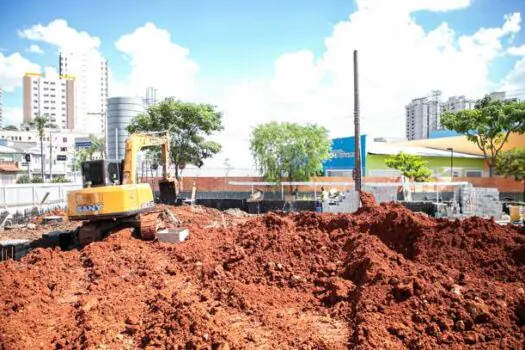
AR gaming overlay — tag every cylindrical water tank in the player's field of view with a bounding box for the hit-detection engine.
[107,97,145,160]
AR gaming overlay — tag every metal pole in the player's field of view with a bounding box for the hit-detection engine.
[353,50,362,192]
[49,132,53,182]
[115,128,118,160]
[447,147,454,179]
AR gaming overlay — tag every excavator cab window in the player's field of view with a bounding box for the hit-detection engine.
[81,161,105,187]
[80,160,123,188]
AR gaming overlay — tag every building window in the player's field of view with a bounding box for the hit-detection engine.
[466,170,482,178]
[62,137,67,142]
[60,147,67,152]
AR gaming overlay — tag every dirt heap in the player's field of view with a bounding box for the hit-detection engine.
[0,200,524,349]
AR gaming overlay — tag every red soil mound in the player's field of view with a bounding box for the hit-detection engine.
[0,202,524,349]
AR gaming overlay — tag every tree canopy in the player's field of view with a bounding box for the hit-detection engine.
[127,98,223,177]
[250,122,331,185]
[495,147,525,200]
[87,135,106,160]
[385,152,432,182]
[441,96,525,177]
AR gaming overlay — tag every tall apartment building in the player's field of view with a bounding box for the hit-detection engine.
[406,92,479,141]
[405,96,441,141]
[59,51,108,136]
[22,72,75,129]
[441,96,475,114]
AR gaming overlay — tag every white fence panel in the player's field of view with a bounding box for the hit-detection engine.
[0,183,82,207]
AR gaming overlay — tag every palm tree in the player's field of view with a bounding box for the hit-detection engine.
[87,135,106,160]
[30,114,57,180]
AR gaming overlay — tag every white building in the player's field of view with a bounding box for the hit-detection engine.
[405,97,437,141]
[406,92,476,141]
[22,72,75,129]
[0,129,93,179]
[441,96,475,114]
[59,51,108,136]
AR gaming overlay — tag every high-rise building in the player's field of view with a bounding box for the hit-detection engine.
[0,87,3,127]
[22,72,75,129]
[406,92,478,141]
[441,96,475,114]
[59,52,108,135]
[405,95,443,141]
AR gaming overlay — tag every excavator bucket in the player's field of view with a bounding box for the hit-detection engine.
[158,179,178,205]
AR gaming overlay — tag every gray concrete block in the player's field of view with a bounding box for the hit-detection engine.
[157,228,189,243]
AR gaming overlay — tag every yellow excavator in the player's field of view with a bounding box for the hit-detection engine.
[67,131,179,246]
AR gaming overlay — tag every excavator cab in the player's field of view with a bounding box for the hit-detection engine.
[81,160,124,188]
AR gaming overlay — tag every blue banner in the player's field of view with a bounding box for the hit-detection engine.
[323,135,367,175]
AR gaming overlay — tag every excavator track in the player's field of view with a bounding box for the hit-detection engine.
[139,211,162,240]
[77,222,105,246]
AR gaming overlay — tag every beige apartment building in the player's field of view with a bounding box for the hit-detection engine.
[23,72,75,129]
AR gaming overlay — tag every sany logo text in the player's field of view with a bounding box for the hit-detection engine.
[77,204,103,213]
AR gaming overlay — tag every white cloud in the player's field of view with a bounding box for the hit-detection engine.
[208,3,523,168]
[500,58,525,91]
[111,22,199,99]
[26,44,43,54]
[0,52,40,92]
[18,19,100,53]
[508,44,525,56]
[2,107,23,127]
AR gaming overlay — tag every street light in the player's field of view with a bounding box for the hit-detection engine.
[446,147,454,179]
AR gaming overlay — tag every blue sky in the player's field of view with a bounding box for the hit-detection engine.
[0,0,524,167]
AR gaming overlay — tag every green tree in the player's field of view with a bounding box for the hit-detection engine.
[72,149,89,172]
[127,98,223,178]
[441,96,525,177]
[385,152,432,182]
[87,135,106,160]
[495,148,525,201]
[51,176,70,183]
[30,114,57,180]
[250,122,331,186]
[3,125,18,131]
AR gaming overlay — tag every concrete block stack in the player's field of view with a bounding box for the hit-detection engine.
[322,190,360,213]
[363,185,398,204]
[460,186,503,220]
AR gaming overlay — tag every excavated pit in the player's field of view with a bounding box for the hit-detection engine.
[0,195,524,349]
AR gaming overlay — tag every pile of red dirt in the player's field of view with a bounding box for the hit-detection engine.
[0,200,524,349]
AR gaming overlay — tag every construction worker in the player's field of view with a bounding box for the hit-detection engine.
[320,186,329,201]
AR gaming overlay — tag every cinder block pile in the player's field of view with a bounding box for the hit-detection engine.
[322,190,360,213]
[363,185,398,204]
[460,186,502,220]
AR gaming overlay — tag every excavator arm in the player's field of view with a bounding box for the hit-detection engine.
[122,131,172,184]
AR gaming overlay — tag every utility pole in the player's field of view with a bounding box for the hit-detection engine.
[353,50,362,192]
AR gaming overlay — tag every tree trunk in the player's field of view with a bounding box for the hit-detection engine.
[488,160,495,178]
[40,136,44,180]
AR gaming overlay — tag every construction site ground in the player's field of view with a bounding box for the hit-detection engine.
[0,196,524,349]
